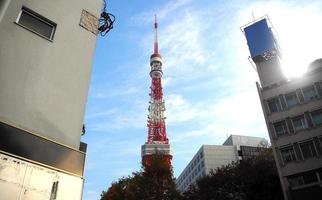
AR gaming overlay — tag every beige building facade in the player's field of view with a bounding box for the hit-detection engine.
[0,0,101,199]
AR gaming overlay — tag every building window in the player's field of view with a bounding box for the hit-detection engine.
[267,98,280,113]
[302,85,318,102]
[285,92,299,108]
[292,115,307,132]
[16,7,56,40]
[280,146,296,163]
[288,171,318,188]
[201,160,205,168]
[300,141,317,159]
[273,121,288,136]
[50,181,59,200]
[311,109,322,126]
[318,169,322,181]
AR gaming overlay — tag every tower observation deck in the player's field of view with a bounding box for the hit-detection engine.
[141,15,172,167]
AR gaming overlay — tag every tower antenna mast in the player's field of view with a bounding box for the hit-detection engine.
[141,15,172,167]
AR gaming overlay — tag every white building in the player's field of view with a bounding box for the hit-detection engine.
[243,17,322,200]
[0,0,101,199]
[176,135,267,192]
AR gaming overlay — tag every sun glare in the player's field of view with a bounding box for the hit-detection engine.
[248,2,322,78]
[275,10,322,78]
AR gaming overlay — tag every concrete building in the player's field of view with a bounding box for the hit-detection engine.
[243,17,322,200]
[0,0,101,199]
[176,135,268,192]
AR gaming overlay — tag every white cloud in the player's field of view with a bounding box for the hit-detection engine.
[165,94,201,124]
[168,89,268,144]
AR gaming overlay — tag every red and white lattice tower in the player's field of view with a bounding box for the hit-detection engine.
[141,15,172,167]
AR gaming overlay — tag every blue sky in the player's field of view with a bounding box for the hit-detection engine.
[82,0,322,199]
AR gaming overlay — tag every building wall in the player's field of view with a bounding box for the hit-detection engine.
[0,0,101,149]
[258,66,322,199]
[257,66,322,200]
[176,136,268,192]
[255,57,285,88]
[176,146,207,192]
[0,1,101,199]
[203,145,238,173]
[0,153,84,200]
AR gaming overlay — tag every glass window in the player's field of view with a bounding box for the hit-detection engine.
[302,86,317,101]
[268,98,280,113]
[17,7,56,40]
[288,176,304,187]
[280,146,296,163]
[274,121,288,136]
[288,171,318,187]
[311,110,322,126]
[300,141,317,159]
[318,169,322,181]
[303,172,318,184]
[285,92,298,108]
[292,115,307,132]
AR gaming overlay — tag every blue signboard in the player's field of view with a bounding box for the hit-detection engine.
[244,19,277,58]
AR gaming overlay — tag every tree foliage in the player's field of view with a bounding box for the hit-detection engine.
[100,148,283,200]
[100,153,182,200]
[183,148,283,200]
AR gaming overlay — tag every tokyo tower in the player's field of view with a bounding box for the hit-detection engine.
[141,15,172,167]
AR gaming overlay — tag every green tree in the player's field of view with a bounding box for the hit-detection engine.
[100,153,182,200]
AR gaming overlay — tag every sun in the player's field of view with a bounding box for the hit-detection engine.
[273,10,322,78]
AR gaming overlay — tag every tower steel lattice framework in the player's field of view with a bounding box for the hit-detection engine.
[141,15,172,167]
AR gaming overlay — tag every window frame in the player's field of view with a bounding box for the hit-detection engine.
[311,109,322,126]
[288,171,319,189]
[302,85,318,102]
[273,120,288,137]
[299,140,317,160]
[267,97,281,113]
[285,92,299,108]
[280,145,297,164]
[15,6,56,41]
[291,115,307,132]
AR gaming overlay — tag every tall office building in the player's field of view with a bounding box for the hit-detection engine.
[0,0,101,199]
[243,17,322,200]
[176,135,268,192]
